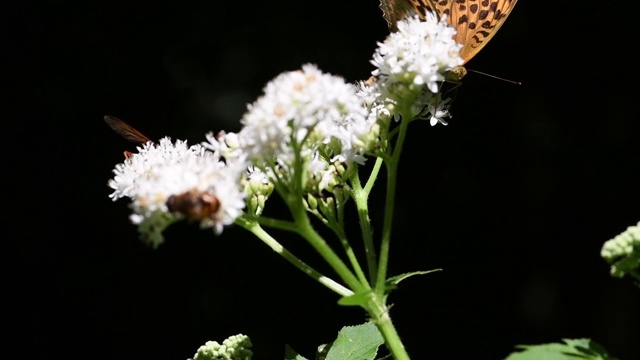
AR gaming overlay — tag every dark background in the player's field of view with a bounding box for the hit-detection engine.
[13,0,639,359]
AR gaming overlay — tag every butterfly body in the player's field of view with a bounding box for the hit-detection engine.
[380,0,518,82]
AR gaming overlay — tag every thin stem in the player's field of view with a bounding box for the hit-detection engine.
[254,216,299,233]
[279,128,366,293]
[335,228,370,287]
[292,208,365,293]
[351,163,380,285]
[236,217,354,297]
[308,209,369,287]
[375,114,411,295]
[364,157,384,196]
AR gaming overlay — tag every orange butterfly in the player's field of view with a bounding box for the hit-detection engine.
[379,0,518,81]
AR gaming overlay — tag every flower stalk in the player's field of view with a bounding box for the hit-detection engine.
[106,10,464,359]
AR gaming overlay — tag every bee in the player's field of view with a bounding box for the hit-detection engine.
[166,190,221,221]
[103,115,152,158]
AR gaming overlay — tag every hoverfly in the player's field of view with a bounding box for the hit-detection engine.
[104,115,221,221]
[103,115,152,158]
[166,190,221,221]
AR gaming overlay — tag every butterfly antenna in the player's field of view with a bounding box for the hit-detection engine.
[467,69,522,85]
[443,81,462,98]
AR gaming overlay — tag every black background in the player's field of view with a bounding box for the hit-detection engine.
[13,1,640,359]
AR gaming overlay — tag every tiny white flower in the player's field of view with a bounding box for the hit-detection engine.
[203,130,246,163]
[428,97,452,126]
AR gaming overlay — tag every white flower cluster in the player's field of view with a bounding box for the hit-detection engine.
[238,64,374,167]
[108,137,246,246]
[369,11,462,126]
[202,65,380,198]
[372,11,463,94]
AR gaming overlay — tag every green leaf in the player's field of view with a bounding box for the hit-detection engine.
[383,269,442,302]
[504,338,619,360]
[385,269,443,290]
[324,322,384,360]
[338,289,374,307]
[284,344,308,360]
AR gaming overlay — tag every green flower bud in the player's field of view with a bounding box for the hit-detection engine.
[306,193,319,211]
[190,334,253,360]
[601,221,640,279]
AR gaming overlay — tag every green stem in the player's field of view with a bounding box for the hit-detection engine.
[309,208,369,287]
[364,157,384,196]
[367,297,410,360]
[351,158,384,285]
[279,132,366,293]
[292,209,365,293]
[236,217,354,297]
[334,229,370,287]
[254,216,299,233]
[375,114,411,295]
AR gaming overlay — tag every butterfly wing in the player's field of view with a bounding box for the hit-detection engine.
[379,0,518,64]
[438,0,519,64]
[380,0,439,31]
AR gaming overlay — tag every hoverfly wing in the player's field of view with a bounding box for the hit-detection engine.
[104,115,152,144]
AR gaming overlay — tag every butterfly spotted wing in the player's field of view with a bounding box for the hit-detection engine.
[379,0,518,80]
